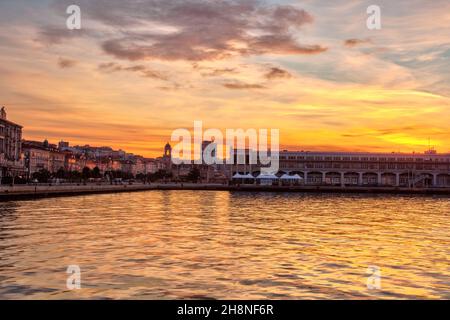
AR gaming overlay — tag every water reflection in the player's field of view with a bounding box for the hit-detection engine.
[0,191,449,299]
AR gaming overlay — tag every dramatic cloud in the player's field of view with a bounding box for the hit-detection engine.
[201,68,238,77]
[53,0,326,61]
[97,62,168,80]
[58,57,78,69]
[36,26,86,45]
[264,67,292,80]
[344,38,372,48]
[248,35,327,55]
[223,81,265,90]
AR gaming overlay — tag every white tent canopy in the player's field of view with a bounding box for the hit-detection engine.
[256,173,279,180]
[233,173,255,179]
[280,174,303,180]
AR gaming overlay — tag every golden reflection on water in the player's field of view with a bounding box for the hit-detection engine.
[0,191,449,299]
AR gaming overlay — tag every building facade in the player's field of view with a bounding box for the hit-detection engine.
[0,107,24,180]
[232,150,450,188]
[22,140,65,177]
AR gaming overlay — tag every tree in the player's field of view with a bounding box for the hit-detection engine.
[147,170,169,182]
[1,176,13,185]
[56,167,65,179]
[70,170,81,182]
[92,166,101,179]
[187,167,201,183]
[32,169,51,183]
[136,173,146,181]
[82,167,91,181]
[114,170,123,179]
[148,172,157,182]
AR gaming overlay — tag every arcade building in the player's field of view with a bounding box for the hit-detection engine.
[232,149,450,188]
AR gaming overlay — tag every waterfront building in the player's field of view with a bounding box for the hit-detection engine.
[85,159,99,170]
[144,159,159,174]
[64,152,85,172]
[22,140,65,176]
[58,140,70,150]
[280,150,450,187]
[133,156,147,176]
[94,157,113,174]
[232,149,450,188]
[0,107,25,180]
[59,144,127,160]
[120,160,135,176]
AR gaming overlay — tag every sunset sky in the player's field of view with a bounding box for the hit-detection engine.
[0,0,449,157]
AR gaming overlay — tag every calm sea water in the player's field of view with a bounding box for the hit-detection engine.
[0,191,449,299]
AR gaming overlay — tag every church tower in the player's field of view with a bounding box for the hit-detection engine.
[164,142,172,158]
[163,142,172,172]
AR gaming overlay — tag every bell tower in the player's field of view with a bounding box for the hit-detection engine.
[163,142,172,173]
[164,142,172,158]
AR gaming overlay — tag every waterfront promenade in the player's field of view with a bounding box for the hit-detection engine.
[1,183,450,201]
